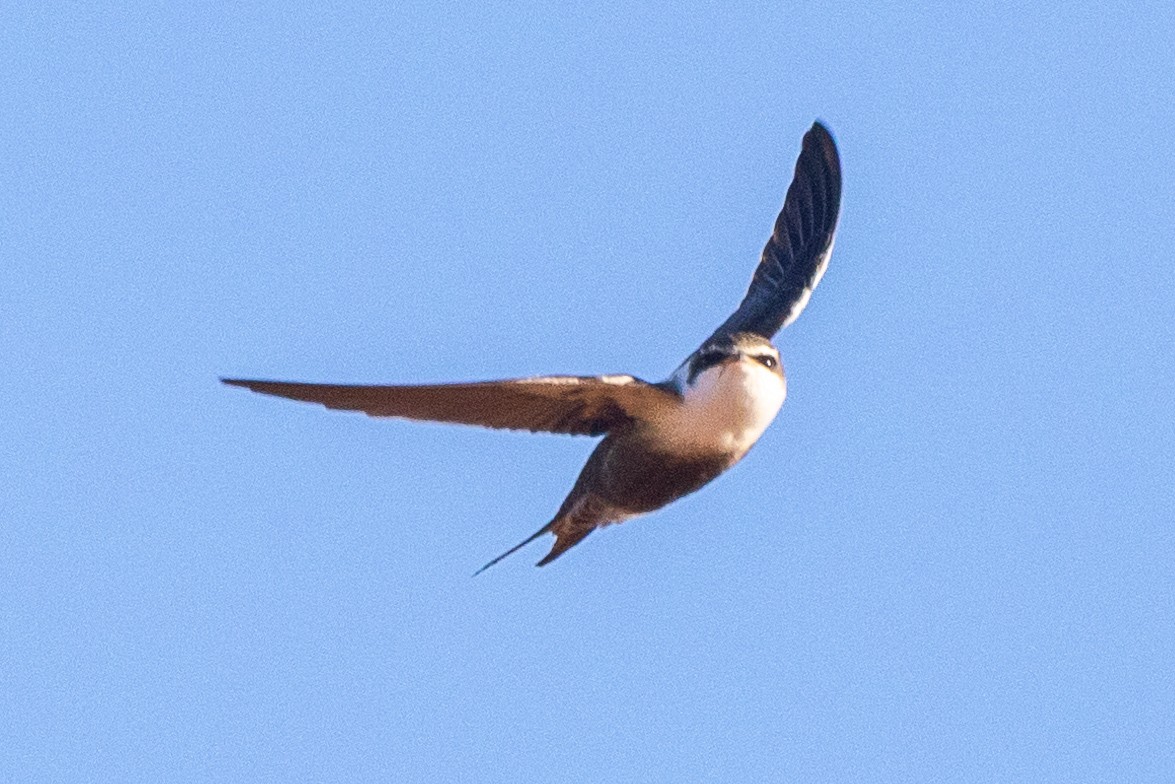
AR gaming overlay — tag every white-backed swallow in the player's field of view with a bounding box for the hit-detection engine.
[224,121,842,572]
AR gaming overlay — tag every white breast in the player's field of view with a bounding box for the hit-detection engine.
[650,359,786,456]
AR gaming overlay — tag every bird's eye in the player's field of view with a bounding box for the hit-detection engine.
[755,355,777,369]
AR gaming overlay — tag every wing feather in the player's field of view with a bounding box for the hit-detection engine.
[221,375,680,436]
[709,121,842,341]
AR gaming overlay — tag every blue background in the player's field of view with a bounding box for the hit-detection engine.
[4,2,1173,781]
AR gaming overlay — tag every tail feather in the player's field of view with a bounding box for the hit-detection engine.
[535,527,594,567]
[474,523,552,575]
[474,516,599,574]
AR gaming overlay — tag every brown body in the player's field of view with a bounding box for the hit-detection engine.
[537,432,739,565]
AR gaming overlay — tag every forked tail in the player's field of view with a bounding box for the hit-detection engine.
[474,523,552,575]
[473,517,596,575]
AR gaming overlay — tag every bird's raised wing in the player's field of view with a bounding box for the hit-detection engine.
[708,121,842,342]
[221,375,680,436]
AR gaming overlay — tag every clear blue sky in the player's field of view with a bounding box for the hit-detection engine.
[3,2,1173,781]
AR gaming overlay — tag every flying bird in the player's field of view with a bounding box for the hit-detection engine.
[224,121,842,572]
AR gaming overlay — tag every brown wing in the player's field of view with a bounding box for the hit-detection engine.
[221,374,680,436]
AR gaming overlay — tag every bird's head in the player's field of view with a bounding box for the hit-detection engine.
[671,332,784,394]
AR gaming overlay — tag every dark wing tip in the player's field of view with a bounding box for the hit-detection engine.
[803,121,842,208]
[808,119,841,181]
[808,120,836,150]
[222,378,278,394]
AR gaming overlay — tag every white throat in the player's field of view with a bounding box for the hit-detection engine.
[653,358,786,456]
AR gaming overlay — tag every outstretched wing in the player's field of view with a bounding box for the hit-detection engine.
[222,375,680,436]
[708,121,842,342]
